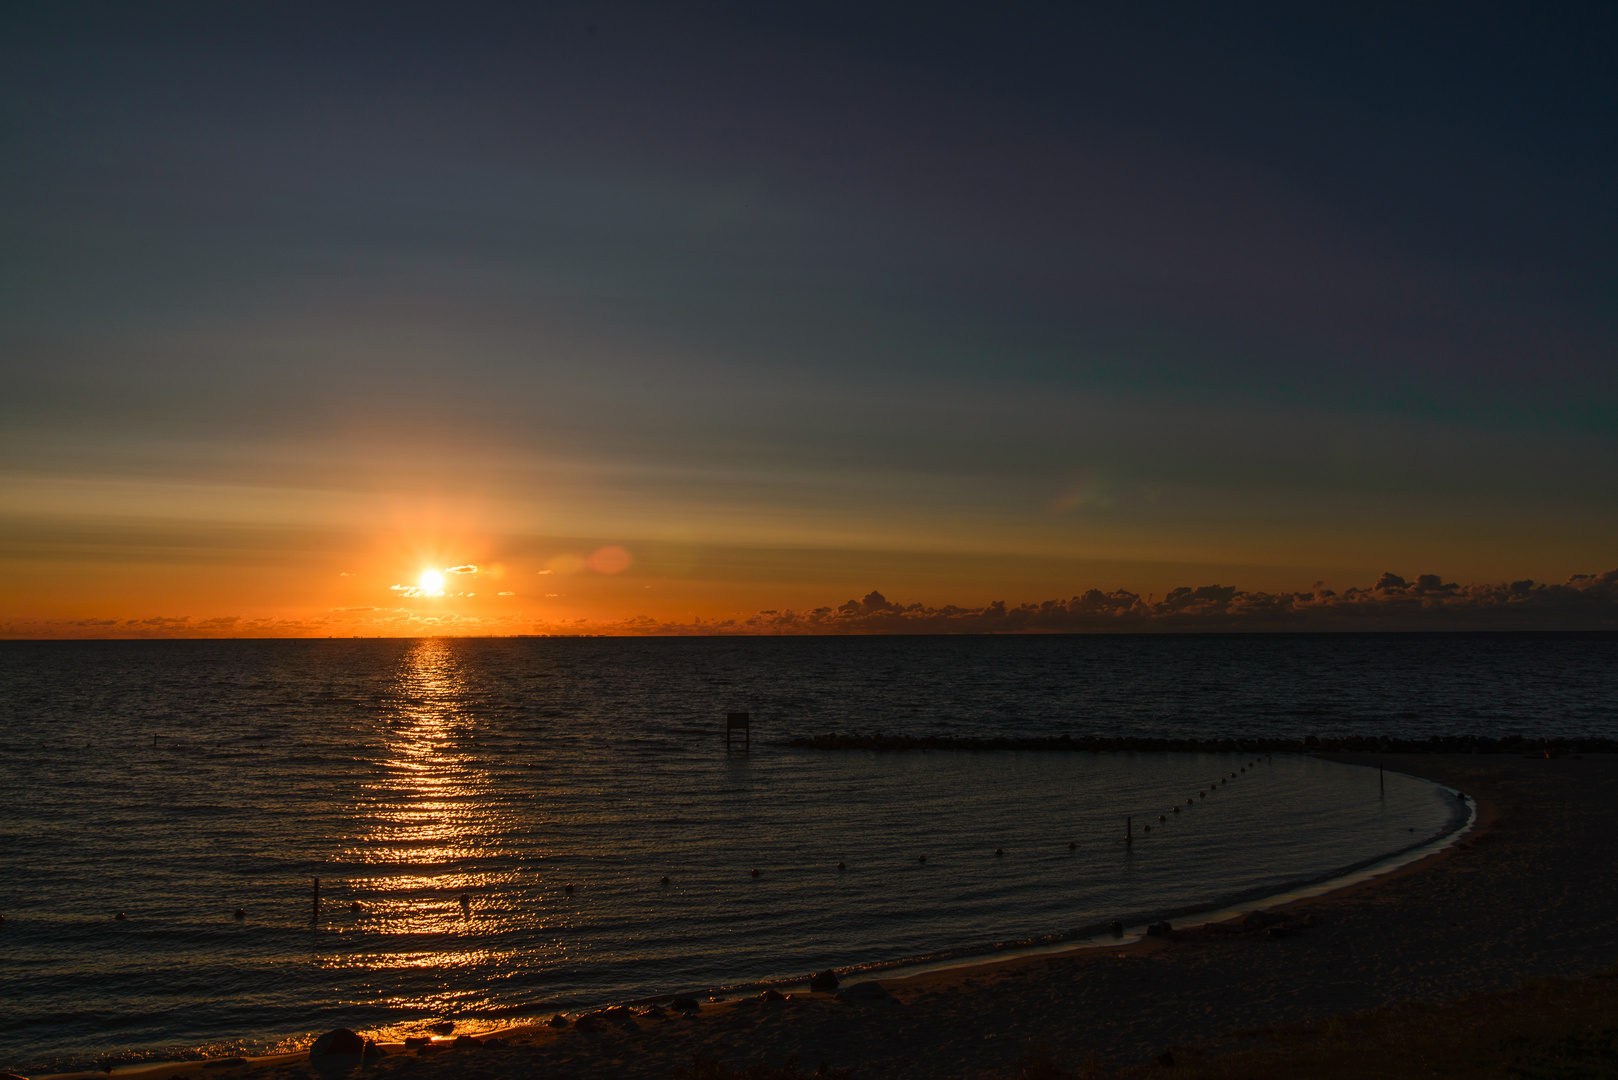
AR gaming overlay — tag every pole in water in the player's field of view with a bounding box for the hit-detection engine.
[1125,816,1133,845]
[1380,759,1385,795]
[312,877,320,922]
[152,734,157,749]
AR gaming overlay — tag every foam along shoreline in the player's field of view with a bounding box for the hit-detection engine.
[28,760,1472,1080]
[674,765,1474,998]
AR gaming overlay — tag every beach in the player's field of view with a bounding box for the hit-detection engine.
[28,751,1618,1079]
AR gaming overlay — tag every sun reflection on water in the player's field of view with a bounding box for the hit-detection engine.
[343,640,514,938]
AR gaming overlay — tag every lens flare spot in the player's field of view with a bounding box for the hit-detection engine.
[587,546,632,575]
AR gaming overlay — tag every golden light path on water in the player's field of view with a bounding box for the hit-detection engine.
[332,639,530,1030]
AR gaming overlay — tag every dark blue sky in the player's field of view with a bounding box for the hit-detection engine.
[2,2,1615,631]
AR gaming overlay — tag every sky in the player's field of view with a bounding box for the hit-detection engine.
[2,2,1616,636]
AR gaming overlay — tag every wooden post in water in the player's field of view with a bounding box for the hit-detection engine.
[1379,758,1385,795]
[312,877,320,923]
[1125,816,1133,845]
[727,713,750,751]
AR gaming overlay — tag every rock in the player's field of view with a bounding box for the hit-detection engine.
[573,1015,599,1032]
[809,969,839,992]
[835,980,889,1002]
[546,1014,569,1028]
[480,1038,507,1048]
[452,1035,481,1049]
[310,1029,365,1057]
[1156,1050,1175,1067]
[1267,926,1289,939]
[669,996,700,1011]
[404,1036,430,1047]
[636,1006,666,1017]
[602,1005,635,1019]
[363,1043,387,1059]
[1145,921,1173,937]
[758,989,785,1002]
[1108,920,1124,936]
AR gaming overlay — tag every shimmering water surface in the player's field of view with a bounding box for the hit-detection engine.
[4,633,1611,1073]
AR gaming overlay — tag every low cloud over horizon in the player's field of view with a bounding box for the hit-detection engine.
[7,568,1616,639]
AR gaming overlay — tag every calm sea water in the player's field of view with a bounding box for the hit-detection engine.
[3,633,1610,1074]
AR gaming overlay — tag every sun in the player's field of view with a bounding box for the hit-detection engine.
[419,569,445,593]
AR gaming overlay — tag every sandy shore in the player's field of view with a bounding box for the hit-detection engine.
[33,753,1618,1079]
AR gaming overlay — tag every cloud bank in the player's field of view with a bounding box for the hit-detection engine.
[579,568,1618,636]
[5,570,1615,639]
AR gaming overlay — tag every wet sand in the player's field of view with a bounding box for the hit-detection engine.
[36,753,1618,1079]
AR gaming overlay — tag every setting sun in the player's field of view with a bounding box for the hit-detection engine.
[419,570,445,593]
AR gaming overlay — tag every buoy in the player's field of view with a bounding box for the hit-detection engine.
[351,901,363,913]
[563,883,574,893]
[1157,815,1166,822]
[1186,798,1193,804]
[994,848,1003,856]
[750,868,761,877]
[234,907,246,919]
[918,855,927,864]
[836,862,846,870]
[1067,842,1076,850]
[115,912,127,921]
[1172,806,1180,814]
[660,876,670,884]
[1144,824,1151,832]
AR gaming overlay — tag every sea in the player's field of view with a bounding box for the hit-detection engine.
[3,632,1614,1074]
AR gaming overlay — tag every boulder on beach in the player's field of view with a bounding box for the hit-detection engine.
[809,969,839,992]
[573,1014,600,1032]
[452,1035,481,1048]
[758,988,785,1002]
[547,1014,569,1028]
[669,996,700,1011]
[835,980,890,1002]
[310,1028,365,1057]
